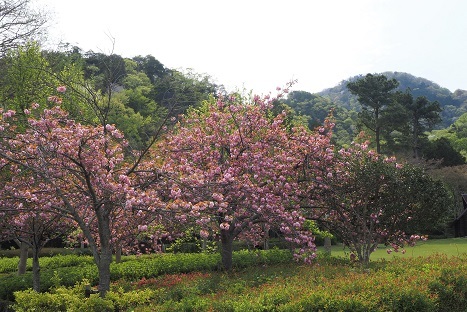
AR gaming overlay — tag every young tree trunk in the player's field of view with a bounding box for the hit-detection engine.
[375,126,381,154]
[75,208,113,298]
[354,245,367,267]
[220,228,234,271]
[201,237,206,251]
[324,236,331,256]
[32,245,41,292]
[263,224,270,250]
[97,245,112,297]
[115,244,122,264]
[412,123,420,159]
[96,209,113,298]
[362,251,370,267]
[360,243,373,268]
[16,240,29,275]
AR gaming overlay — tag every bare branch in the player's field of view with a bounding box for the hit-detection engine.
[0,0,49,55]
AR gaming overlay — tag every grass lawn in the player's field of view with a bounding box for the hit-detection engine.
[1,238,466,259]
[316,237,467,261]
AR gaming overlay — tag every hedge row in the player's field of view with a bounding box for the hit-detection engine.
[0,249,293,301]
[0,254,95,274]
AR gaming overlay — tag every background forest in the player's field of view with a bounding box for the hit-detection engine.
[2,42,467,217]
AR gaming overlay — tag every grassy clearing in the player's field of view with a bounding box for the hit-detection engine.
[316,237,467,260]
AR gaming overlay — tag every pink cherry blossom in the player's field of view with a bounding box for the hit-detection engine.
[152,90,335,269]
[0,104,167,295]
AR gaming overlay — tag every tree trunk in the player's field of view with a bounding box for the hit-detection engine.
[97,246,112,297]
[412,120,420,159]
[375,126,381,154]
[96,209,113,298]
[16,241,29,275]
[324,236,331,256]
[361,243,372,268]
[115,244,122,264]
[32,245,41,292]
[86,236,112,298]
[263,224,270,250]
[201,237,206,251]
[220,228,234,271]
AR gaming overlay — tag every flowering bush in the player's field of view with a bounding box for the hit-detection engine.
[315,141,452,265]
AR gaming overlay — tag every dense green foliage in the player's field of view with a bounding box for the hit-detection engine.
[0,44,220,151]
[431,112,467,160]
[427,165,467,217]
[280,90,357,146]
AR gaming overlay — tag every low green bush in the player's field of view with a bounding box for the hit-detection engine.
[41,254,94,269]
[0,257,21,274]
[0,299,14,312]
[0,274,32,301]
[430,267,467,311]
[157,296,211,312]
[280,293,372,312]
[232,249,293,268]
[13,280,163,312]
[0,264,98,301]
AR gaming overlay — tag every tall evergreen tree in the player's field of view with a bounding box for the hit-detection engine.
[347,74,399,153]
[394,91,442,159]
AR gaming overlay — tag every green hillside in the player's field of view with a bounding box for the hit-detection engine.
[317,71,467,128]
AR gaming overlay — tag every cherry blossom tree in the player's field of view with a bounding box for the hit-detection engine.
[0,142,71,287]
[315,140,438,266]
[154,89,335,270]
[0,201,70,291]
[0,94,164,296]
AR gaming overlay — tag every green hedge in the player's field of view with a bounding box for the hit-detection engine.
[0,249,293,301]
[0,254,94,274]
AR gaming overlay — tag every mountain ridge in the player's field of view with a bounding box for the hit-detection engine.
[315,71,467,128]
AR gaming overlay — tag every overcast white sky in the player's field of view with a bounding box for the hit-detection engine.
[36,0,467,94]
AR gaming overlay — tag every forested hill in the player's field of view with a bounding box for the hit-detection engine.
[316,71,467,128]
